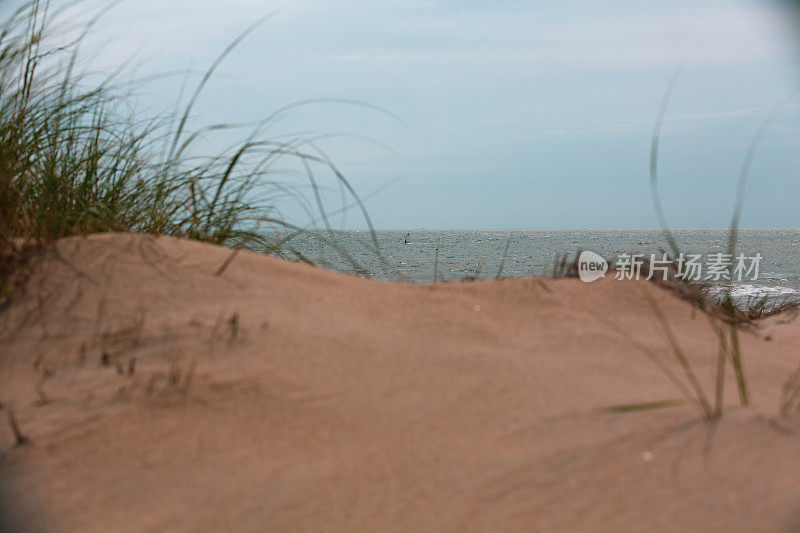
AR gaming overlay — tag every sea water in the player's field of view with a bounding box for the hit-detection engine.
[272,228,800,303]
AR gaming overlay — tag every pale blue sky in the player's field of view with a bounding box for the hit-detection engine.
[75,0,800,228]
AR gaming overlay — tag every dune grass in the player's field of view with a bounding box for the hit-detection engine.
[636,65,800,420]
[550,67,798,422]
[0,0,388,303]
[587,64,754,421]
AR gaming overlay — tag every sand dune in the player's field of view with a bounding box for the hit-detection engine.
[2,233,800,531]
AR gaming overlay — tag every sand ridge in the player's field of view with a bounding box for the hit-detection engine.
[1,233,800,531]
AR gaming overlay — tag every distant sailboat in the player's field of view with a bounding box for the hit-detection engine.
[404,232,411,244]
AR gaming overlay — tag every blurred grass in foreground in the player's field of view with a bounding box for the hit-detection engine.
[0,0,387,301]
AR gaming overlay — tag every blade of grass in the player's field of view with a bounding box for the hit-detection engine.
[433,235,441,283]
[496,234,512,280]
[598,398,689,414]
[643,287,713,420]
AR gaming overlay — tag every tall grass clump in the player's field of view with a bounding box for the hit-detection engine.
[644,62,798,420]
[0,1,388,302]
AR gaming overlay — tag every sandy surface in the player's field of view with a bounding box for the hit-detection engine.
[1,233,800,531]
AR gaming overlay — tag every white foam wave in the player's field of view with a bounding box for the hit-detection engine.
[704,284,799,301]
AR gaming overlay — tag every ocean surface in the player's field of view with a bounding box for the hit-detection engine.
[272,228,800,304]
